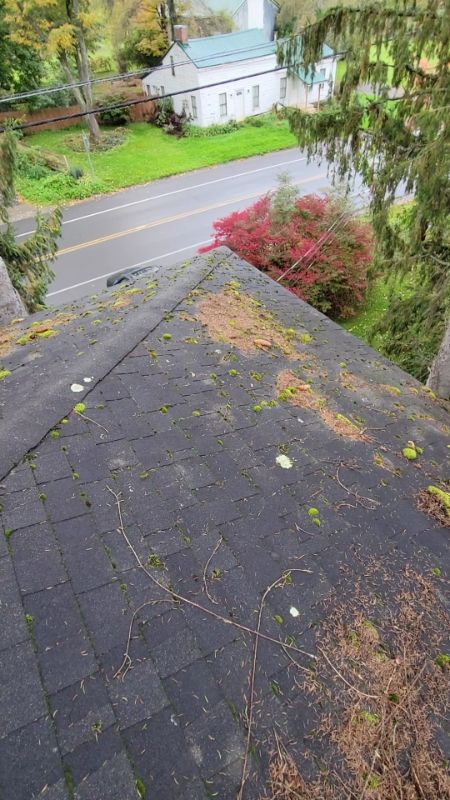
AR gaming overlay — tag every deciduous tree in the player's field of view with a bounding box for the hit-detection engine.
[0,0,43,100]
[5,0,102,141]
[201,183,372,319]
[281,0,450,394]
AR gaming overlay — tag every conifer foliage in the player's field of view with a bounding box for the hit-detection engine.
[0,132,61,314]
[280,0,450,391]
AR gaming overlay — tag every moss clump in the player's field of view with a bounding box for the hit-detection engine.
[253,404,262,413]
[366,774,380,790]
[402,447,417,460]
[335,413,359,430]
[362,620,379,640]
[427,486,450,513]
[402,440,423,460]
[358,711,380,726]
[278,386,297,402]
[298,332,313,344]
[162,333,172,341]
[74,402,86,413]
[147,553,164,569]
[36,329,56,339]
[0,369,11,380]
[434,653,450,669]
[308,507,319,517]
[228,369,238,377]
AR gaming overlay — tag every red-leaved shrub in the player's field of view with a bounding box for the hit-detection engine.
[200,191,373,318]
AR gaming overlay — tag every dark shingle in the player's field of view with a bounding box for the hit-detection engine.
[0,248,449,799]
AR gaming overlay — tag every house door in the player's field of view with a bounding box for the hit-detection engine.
[235,90,245,121]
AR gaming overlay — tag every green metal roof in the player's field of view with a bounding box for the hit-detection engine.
[178,29,276,68]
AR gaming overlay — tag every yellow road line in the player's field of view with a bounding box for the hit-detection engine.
[56,174,327,257]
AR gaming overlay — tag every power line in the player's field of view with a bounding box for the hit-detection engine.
[276,189,410,283]
[276,198,364,283]
[0,30,340,105]
[0,69,149,105]
[0,40,295,105]
[0,65,292,133]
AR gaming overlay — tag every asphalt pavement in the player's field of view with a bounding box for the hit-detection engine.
[15,148,356,304]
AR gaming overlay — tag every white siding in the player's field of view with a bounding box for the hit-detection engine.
[142,46,337,126]
[142,43,200,118]
[233,0,277,39]
[195,54,280,125]
[285,57,337,108]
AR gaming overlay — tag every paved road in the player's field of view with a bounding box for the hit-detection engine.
[15,148,358,304]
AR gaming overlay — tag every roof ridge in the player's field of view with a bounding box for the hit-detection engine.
[0,254,216,481]
[182,27,270,45]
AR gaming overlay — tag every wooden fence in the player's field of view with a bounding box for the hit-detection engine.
[0,95,155,133]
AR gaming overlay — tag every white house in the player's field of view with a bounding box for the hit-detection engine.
[191,0,279,40]
[142,26,337,127]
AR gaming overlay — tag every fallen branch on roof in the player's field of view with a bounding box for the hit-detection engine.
[107,486,318,682]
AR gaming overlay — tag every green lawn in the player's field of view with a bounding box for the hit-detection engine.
[17,116,298,205]
[340,279,390,340]
[336,44,395,87]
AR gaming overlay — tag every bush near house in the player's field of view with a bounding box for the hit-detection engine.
[201,188,373,319]
[96,95,131,126]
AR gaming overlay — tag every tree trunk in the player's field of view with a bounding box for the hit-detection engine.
[72,0,101,143]
[59,50,101,144]
[166,0,176,40]
[76,37,101,142]
[427,318,450,399]
[0,256,27,326]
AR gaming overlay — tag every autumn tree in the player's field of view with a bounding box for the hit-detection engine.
[5,0,102,141]
[0,0,43,100]
[281,0,450,396]
[112,0,181,69]
[0,132,61,319]
[202,182,372,319]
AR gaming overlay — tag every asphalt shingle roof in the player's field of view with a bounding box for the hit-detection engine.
[0,248,449,800]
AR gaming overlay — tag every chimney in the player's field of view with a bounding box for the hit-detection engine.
[174,25,188,44]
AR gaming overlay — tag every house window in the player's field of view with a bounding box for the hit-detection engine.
[160,86,165,96]
[182,98,189,115]
[319,67,326,79]
[219,92,227,117]
[280,76,287,100]
[191,95,198,119]
[170,56,175,76]
[252,85,260,109]
[152,85,159,96]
